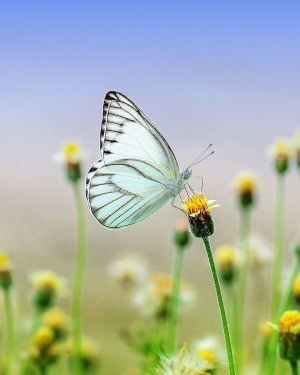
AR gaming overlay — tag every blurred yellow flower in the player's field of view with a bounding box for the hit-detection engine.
[215,245,237,268]
[194,337,225,370]
[293,274,300,303]
[54,141,85,182]
[65,336,100,370]
[31,270,63,293]
[33,326,54,351]
[294,130,300,168]
[269,137,292,174]
[278,310,300,362]
[233,171,257,208]
[0,252,12,289]
[43,308,68,339]
[0,252,10,272]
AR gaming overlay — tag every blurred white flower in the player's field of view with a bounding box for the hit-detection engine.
[133,273,196,318]
[156,345,207,375]
[194,336,225,370]
[108,256,148,288]
[246,235,272,268]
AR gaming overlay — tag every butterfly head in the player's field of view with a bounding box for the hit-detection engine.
[181,169,192,181]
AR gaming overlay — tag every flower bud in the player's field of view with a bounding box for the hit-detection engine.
[173,220,191,249]
[294,130,300,169]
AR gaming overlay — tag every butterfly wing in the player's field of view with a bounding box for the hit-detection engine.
[86,158,171,229]
[100,91,179,177]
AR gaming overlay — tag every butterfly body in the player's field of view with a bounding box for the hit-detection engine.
[86,91,190,230]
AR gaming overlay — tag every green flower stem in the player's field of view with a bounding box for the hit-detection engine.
[202,237,236,375]
[271,174,285,320]
[290,361,299,375]
[166,245,185,353]
[4,288,15,375]
[236,207,251,370]
[230,284,240,359]
[71,181,87,375]
[264,256,300,374]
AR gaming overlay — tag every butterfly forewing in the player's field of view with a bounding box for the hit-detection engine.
[101,92,179,175]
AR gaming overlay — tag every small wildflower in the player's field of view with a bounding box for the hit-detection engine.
[173,220,191,249]
[55,141,84,182]
[0,252,12,289]
[294,130,300,168]
[133,273,196,319]
[248,235,272,268]
[108,257,147,288]
[194,337,225,371]
[278,310,300,362]
[43,307,68,340]
[268,137,292,174]
[233,171,257,209]
[215,245,238,284]
[65,336,100,371]
[156,344,207,375]
[28,326,59,369]
[182,192,219,238]
[30,271,65,311]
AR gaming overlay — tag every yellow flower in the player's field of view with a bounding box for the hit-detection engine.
[279,311,300,334]
[215,245,238,284]
[43,308,68,339]
[233,171,257,208]
[29,326,59,367]
[269,137,292,174]
[33,326,54,351]
[293,274,300,303]
[278,310,300,361]
[182,192,219,238]
[65,336,100,370]
[294,130,300,168]
[259,321,273,339]
[0,252,12,289]
[30,271,65,311]
[194,337,224,370]
[54,141,84,182]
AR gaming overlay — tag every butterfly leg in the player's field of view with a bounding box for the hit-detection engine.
[171,197,187,215]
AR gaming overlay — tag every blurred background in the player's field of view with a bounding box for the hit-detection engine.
[1,1,300,373]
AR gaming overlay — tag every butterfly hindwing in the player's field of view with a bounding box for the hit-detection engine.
[87,158,171,229]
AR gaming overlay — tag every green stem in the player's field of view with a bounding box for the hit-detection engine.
[290,361,299,375]
[202,237,236,375]
[231,284,240,359]
[264,257,300,374]
[271,174,285,320]
[166,245,185,353]
[236,207,251,370]
[71,182,87,375]
[4,288,15,375]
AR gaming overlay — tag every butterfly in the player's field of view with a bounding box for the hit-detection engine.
[86,91,194,230]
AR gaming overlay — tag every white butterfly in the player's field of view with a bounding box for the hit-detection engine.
[86,91,193,230]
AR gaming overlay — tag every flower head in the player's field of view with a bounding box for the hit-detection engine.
[0,252,12,289]
[65,336,100,371]
[173,220,191,249]
[182,192,219,238]
[30,271,65,311]
[108,256,148,288]
[268,137,292,174]
[259,321,274,340]
[233,171,257,209]
[278,310,300,362]
[156,345,207,375]
[28,326,59,369]
[43,308,68,340]
[194,336,225,371]
[133,273,196,319]
[55,141,84,182]
[215,245,238,284]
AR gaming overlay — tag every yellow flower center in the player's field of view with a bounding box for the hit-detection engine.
[293,275,300,297]
[34,327,54,349]
[182,193,218,218]
[43,308,67,330]
[33,271,60,292]
[272,139,292,159]
[279,310,300,333]
[150,274,173,297]
[197,348,216,363]
[63,141,82,165]
[259,321,273,338]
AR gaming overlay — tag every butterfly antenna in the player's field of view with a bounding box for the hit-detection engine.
[187,143,213,169]
[189,150,215,168]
